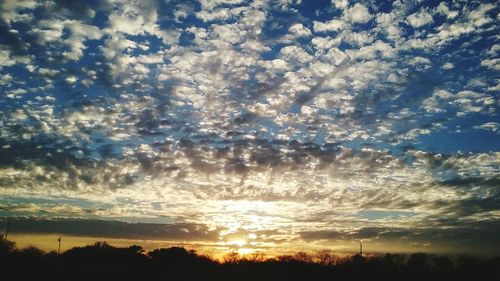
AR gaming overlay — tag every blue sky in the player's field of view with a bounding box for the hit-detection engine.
[0,0,499,255]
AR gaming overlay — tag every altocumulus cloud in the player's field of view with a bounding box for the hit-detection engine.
[0,0,499,254]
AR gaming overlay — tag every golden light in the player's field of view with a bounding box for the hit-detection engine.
[230,239,247,247]
[237,248,254,255]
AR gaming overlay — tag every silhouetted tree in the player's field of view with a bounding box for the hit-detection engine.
[0,239,499,281]
[382,253,405,268]
[431,255,454,271]
[18,246,45,257]
[126,244,144,255]
[247,252,265,262]
[294,251,313,263]
[276,254,295,263]
[0,234,16,254]
[315,249,339,265]
[407,253,429,271]
[148,246,199,265]
[223,251,240,264]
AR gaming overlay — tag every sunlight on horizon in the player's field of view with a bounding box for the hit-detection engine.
[7,232,470,259]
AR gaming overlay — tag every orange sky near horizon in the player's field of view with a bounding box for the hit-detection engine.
[8,233,468,260]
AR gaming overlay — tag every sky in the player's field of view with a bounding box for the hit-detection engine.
[0,0,499,256]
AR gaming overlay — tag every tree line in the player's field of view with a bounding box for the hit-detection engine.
[1,235,499,281]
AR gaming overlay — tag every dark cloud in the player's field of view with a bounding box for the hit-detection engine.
[0,218,222,241]
[299,230,345,241]
[300,222,500,254]
[438,177,500,188]
[438,195,500,217]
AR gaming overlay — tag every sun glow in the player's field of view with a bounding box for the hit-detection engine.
[237,248,254,255]
[231,240,247,247]
[212,200,283,237]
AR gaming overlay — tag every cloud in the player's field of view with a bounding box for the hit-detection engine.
[299,222,500,255]
[279,45,313,64]
[65,76,77,84]
[313,19,345,32]
[196,6,248,22]
[474,122,499,133]
[345,3,372,24]
[435,2,458,20]
[287,23,312,38]
[420,89,495,116]
[407,9,433,28]
[1,218,222,241]
[481,58,500,70]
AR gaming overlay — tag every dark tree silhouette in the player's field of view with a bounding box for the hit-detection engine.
[223,251,240,264]
[315,249,339,265]
[0,238,499,281]
[0,234,16,254]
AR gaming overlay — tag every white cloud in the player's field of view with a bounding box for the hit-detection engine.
[421,89,452,113]
[422,89,495,116]
[312,36,341,50]
[38,68,59,77]
[375,10,404,42]
[65,76,78,84]
[288,23,312,37]
[66,20,103,39]
[442,62,454,70]
[435,2,458,20]
[10,109,28,120]
[467,3,496,27]
[0,73,13,85]
[474,122,499,133]
[212,23,247,44]
[342,31,373,46]
[134,63,150,75]
[402,128,431,140]
[279,45,313,64]
[345,3,372,24]
[313,19,345,32]
[344,40,395,60]
[196,7,246,22]
[199,0,246,11]
[408,56,432,71]
[241,39,271,53]
[0,48,16,66]
[28,19,104,61]
[413,3,496,49]
[481,58,500,70]
[108,10,151,36]
[407,10,433,28]
[0,0,38,24]
[106,1,179,46]
[29,19,65,44]
[332,0,349,10]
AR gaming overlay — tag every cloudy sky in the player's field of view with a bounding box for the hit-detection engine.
[0,0,499,256]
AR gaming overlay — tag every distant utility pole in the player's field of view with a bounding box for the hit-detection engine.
[57,235,62,255]
[359,240,363,256]
[4,220,10,241]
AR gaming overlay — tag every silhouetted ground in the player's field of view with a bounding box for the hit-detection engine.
[1,235,499,281]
